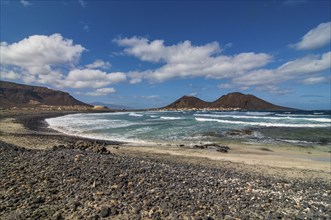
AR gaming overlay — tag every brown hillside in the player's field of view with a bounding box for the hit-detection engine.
[0,81,91,108]
[211,92,292,111]
[164,96,209,109]
[163,92,294,111]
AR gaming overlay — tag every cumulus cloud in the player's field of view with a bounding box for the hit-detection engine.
[277,52,331,75]
[115,37,221,63]
[292,21,331,50]
[1,33,85,76]
[63,69,126,88]
[86,87,116,96]
[233,51,331,89]
[3,33,329,98]
[0,34,127,92]
[115,36,330,95]
[0,69,20,80]
[85,59,112,69]
[115,36,272,83]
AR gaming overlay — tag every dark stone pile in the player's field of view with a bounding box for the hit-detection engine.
[53,140,112,155]
[1,140,330,219]
[192,143,230,153]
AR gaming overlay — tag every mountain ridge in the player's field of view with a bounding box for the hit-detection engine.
[0,80,91,108]
[163,92,294,111]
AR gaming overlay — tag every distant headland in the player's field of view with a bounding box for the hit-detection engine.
[160,92,295,111]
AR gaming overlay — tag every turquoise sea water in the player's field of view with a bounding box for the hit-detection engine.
[46,110,331,149]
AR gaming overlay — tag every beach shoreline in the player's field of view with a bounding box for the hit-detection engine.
[1,110,330,178]
[1,110,330,219]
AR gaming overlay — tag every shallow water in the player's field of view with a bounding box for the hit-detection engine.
[46,110,331,148]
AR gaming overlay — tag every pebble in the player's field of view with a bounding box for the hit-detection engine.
[100,206,110,217]
[0,140,330,219]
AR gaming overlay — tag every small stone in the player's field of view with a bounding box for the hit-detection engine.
[34,196,45,204]
[100,206,110,217]
[89,214,100,220]
[53,211,64,220]
[110,207,119,215]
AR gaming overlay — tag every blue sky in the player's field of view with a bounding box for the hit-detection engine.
[1,0,330,109]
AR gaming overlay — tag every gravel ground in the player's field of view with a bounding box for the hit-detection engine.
[1,140,330,220]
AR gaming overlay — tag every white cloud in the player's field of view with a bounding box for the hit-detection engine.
[1,33,85,76]
[301,76,329,85]
[0,34,128,89]
[277,52,331,75]
[234,51,331,87]
[125,71,145,84]
[115,37,221,63]
[292,21,331,50]
[86,87,116,96]
[134,95,160,99]
[0,33,87,86]
[85,59,112,69]
[63,69,126,88]
[115,36,330,94]
[20,0,31,7]
[115,36,272,83]
[255,85,292,95]
[217,83,233,89]
[0,69,20,80]
[187,92,198,96]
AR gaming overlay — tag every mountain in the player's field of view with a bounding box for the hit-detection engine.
[0,81,91,108]
[164,95,209,109]
[210,92,292,111]
[163,92,294,111]
[90,102,133,110]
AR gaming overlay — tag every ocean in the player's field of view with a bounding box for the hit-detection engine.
[46,110,331,150]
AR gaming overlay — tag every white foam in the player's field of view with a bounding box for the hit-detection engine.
[194,117,330,128]
[194,113,331,123]
[245,112,273,116]
[160,116,182,120]
[194,113,278,120]
[281,139,315,144]
[129,112,144,117]
[303,118,331,122]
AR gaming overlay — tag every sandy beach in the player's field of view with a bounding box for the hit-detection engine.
[1,110,330,178]
[1,110,330,219]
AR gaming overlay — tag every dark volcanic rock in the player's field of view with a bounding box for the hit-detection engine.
[193,143,230,153]
[1,140,330,219]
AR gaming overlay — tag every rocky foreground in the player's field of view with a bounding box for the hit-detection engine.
[1,140,330,220]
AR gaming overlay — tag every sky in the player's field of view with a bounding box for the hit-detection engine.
[0,0,330,110]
